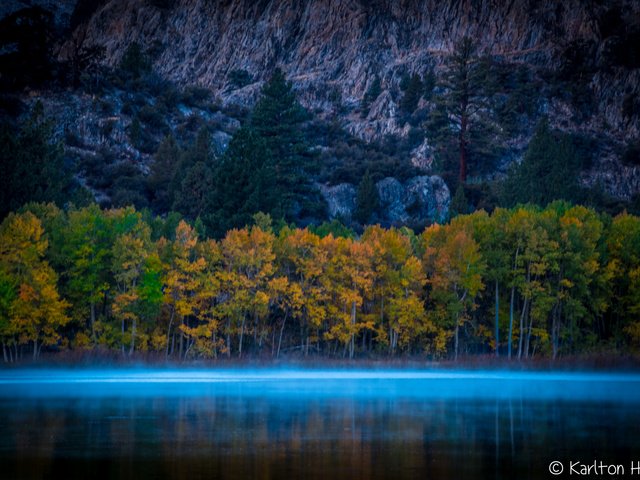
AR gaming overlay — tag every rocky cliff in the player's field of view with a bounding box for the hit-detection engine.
[58,0,640,200]
[320,175,450,225]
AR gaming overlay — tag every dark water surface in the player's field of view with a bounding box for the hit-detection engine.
[1,369,639,479]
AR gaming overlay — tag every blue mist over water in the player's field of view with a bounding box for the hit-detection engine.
[2,368,640,401]
[2,368,640,478]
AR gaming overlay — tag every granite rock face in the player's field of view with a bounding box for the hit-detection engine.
[319,175,450,225]
[56,0,640,199]
[318,183,357,220]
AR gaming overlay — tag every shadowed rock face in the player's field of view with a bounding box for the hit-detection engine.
[62,0,637,126]
[320,175,450,225]
[59,0,640,200]
[319,183,356,220]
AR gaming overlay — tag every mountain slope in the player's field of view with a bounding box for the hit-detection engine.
[59,0,640,199]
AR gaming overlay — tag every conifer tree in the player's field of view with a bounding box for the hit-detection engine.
[148,134,181,213]
[0,102,70,219]
[119,42,150,79]
[449,185,468,219]
[355,170,380,224]
[502,118,582,206]
[400,73,423,115]
[173,161,213,220]
[428,37,499,183]
[205,128,276,237]
[250,68,317,220]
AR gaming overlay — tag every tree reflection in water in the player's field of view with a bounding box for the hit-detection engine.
[2,393,639,479]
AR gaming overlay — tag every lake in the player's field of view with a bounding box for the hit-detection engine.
[1,369,639,479]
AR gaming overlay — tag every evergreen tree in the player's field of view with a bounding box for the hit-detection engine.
[128,117,142,148]
[249,69,320,221]
[422,69,436,101]
[170,126,214,216]
[502,118,582,206]
[0,102,70,219]
[180,126,211,172]
[449,185,468,219]
[428,37,499,183]
[400,73,423,115]
[205,128,277,237]
[148,134,181,213]
[119,42,150,79]
[173,161,213,220]
[355,170,380,224]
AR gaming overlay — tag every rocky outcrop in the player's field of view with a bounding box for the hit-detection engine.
[404,176,450,224]
[319,175,449,225]
[318,182,356,220]
[376,176,450,225]
[410,139,435,172]
[56,0,640,200]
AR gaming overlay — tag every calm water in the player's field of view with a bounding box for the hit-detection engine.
[1,369,640,479]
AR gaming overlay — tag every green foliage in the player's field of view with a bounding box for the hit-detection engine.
[180,85,212,107]
[449,185,468,219]
[315,122,421,185]
[251,212,274,233]
[0,270,16,341]
[501,118,583,206]
[148,134,181,213]
[248,69,322,221]
[399,73,423,115]
[173,161,213,220]
[171,126,213,209]
[0,210,69,357]
[137,104,168,132]
[354,170,380,224]
[0,201,638,359]
[493,63,540,136]
[205,127,277,238]
[0,102,71,219]
[422,69,436,101]
[108,163,149,210]
[128,117,143,148]
[181,126,212,171]
[119,42,151,79]
[428,37,501,183]
[310,219,355,239]
[606,213,640,348]
[227,69,253,90]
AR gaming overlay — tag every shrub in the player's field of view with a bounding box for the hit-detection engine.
[181,85,211,107]
[227,69,252,89]
[138,104,168,132]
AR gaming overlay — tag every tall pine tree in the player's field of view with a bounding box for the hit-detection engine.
[148,134,181,213]
[0,102,70,219]
[428,37,499,184]
[249,68,319,220]
[355,170,380,224]
[501,118,582,206]
[205,128,277,237]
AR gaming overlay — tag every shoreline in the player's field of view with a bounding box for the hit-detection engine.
[2,351,639,372]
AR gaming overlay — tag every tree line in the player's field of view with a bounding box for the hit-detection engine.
[1,202,639,362]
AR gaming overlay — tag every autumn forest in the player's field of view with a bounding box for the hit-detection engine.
[1,201,639,362]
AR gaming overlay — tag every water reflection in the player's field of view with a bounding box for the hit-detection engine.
[2,397,638,479]
[1,371,639,479]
